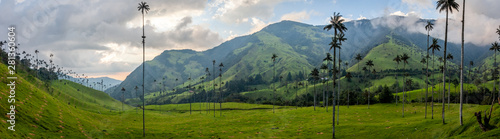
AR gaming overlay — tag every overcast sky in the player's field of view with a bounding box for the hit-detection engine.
[0,0,499,81]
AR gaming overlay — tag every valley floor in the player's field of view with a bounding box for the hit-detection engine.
[53,103,500,138]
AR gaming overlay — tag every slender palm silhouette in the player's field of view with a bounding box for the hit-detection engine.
[436,0,459,124]
[420,58,427,102]
[310,68,320,111]
[324,12,347,138]
[320,63,328,109]
[496,25,500,40]
[446,53,453,110]
[459,0,466,125]
[393,55,402,105]
[424,20,434,119]
[323,53,333,111]
[401,53,410,117]
[271,53,278,113]
[137,1,149,137]
[365,59,374,109]
[429,38,441,119]
[219,62,224,116]
[212,60,216,117]
[490,42,500,101]
[336,33,346,125]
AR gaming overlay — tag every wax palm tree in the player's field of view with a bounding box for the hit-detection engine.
[355,54,363,79]
[446,53,454,110]
[425,20,434,119]
[212,60,216,117]
[490,42,500,101]
[324,13,347,137]
[205,67,210,113]
[320,64,328,108]
[365,59,374,109]
[459,0,466,125]
[421,57,427,102]
[496,25,500,40]
[311,68,320,111]
[323,53,333,108]
[429,38,441,119]
[271,53,278,113]
[137,1,149,136]
[393,55,402,105]
[401,53,410,117]
[219,62,224,116]
[437,0,459,124]
[336,33,346,125]
[329,36,340,117]
[121,87,125,113]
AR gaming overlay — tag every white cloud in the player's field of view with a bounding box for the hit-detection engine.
[248,17,269,34]
[357,15,367,20]
[390,11,421,17]
[280,10,318,22]
[0,0,222,79]
[209,0,290,23]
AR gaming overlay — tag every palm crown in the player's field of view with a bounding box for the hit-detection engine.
[436,0,460,13]
[138,2,150,14]
[425,21,434,32]
[429,38,441,53]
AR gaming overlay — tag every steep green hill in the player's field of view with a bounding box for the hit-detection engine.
[112,17,491,106]
[0,62,130,138]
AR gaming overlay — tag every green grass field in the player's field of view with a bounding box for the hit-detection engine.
[1,58,500,138]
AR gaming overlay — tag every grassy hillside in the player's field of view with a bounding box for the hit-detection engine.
[0,62,131,138]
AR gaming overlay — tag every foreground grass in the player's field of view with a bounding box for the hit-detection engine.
[98,102,499,138]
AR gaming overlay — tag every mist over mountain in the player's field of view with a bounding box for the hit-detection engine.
[109,16,490,100]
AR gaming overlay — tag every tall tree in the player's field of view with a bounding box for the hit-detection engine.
[212,60,216,117]
[205,68,210,114]
[355,54,363,79]
[137,1,150,137]
[436,0,459,124]
[393,55,402,106]
[323,53,333,111]
[365,59,374,109]
[425,20,434,119]
[272,53,278,113]
[446,53,454,110]
[421,58,427,102]
[219,63,224,116]
[336,33,347,125]
[121,87,125,113]
[320,63,328,108]
[429,38,441,119]
[490,41,500,100]
[311,68,320,111]
[459,0,466,125]
[401,53,410,117]
[324,12,347,138]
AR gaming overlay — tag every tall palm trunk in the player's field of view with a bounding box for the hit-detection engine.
[332,30,337,139]
[337,49,340,125]
[141,11,146,137]
[213,63,216,117]
[403,63,406,117]
[314,80,317,111]
[273,61,276,113]
[442,7,449,125]
[432,52,435,119]
[396,64,399,106]
[426,32,430,119]
[448,67,451,110]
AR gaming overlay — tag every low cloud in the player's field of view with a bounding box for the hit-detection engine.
[280,10,318,22]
